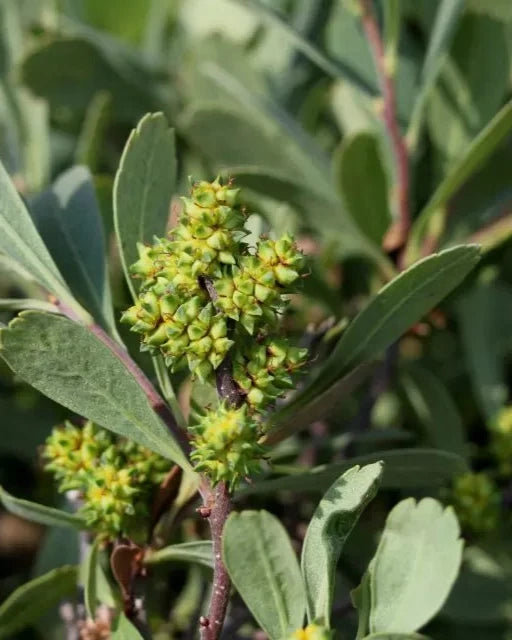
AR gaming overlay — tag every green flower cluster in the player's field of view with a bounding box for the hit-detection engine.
[44,421,171,540]
[121,178,307,386]
[233,337,308,411]
[122,178,309,489]
[189,403,265,490]
[450,472,501,535]
[489,406,512,477]
[287,624,333,640]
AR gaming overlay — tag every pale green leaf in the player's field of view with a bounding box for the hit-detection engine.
[111,613,144,639]
[0,486,86,529]
[30,165,116,333]
[293,246,480,411]
[114,112,177,299]
[145,541,213,569]
[0,159,81,315]
[239,449,468,497]
[363,635,428,640]
[223,510,305,639]
[405,101,512,264]
[0,311,190,468]
[84,539,100,620]
[0,566,78,638]
[333,132,391,245]
[302,463,383,627]
[369,498,463,633]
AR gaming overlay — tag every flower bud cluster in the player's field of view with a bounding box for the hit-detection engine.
[43,421,171,539]
[121,179,306,384]
[233,337,308,410]
[489,406,512,477]
[122,178,309,489]
[450,472,501,535]
[189,403,265,490]
[287,624,333,640]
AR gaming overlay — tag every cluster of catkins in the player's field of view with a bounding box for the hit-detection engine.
[44,421,171,540]
[121,178,308,488]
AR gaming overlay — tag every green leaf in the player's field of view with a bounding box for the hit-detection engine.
[239,449,468,497]
[302,463,383,627]
[267,362,375,445]
[0,311,190,469]
[363,635,428,639]
[405,100,512,264]
[456,282,512,418]
[426,13,511,167]
[0,159,81,315]
[407,0,465,149]
[369,498,463,634]
[297,246,480,407]
[114,112,177,299]
[401,364,467,458]
[21,37,155,122]
[0,486,86,529]
[111,613,144,639]
[235,0,375,96]
[145,541,213,569]
[0,566,78,638]
[84,539,100,620]
[223,510,306,639]
[333,132,391,245]
[30,165,116,333]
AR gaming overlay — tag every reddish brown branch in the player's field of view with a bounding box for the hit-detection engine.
[359,0,411,254]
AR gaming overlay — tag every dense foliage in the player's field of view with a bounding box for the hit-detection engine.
[0,1,511,639]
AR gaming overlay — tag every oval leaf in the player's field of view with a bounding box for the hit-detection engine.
[145,541,213,569]
[0,565,78,638]
[334,132,391,245]
[369,498,463,633]
[0,311,190,468]
[0,486,85,529]
[114,112,177,299]
[30,166,116,333]
[0,160,80,315]
[223,510,305,639]
[302,463,383,627]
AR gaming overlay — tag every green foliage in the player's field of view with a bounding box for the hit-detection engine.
[301,463,383,626]
[0,311,190,467]
[0,566,78,638]
[0,2,510,638]
[223,510,306,640]
[363,498,463,635]
[145,541,214,569]
[0,486,86,529]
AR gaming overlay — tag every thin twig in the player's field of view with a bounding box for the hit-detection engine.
[198,277,245,639]
[359,0,411,254]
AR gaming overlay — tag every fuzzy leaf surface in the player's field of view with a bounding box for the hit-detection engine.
[0,311,189,467]
[223,510,305,639]
[114,112,177,299]
[302,463,383,626]
[0,486,86,529]
[369,498,463,633]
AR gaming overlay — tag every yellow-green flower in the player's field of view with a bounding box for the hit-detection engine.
[450,472,501,535]
[287,624,333,640]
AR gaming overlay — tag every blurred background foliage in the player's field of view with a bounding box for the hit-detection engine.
[0,0,512,638]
